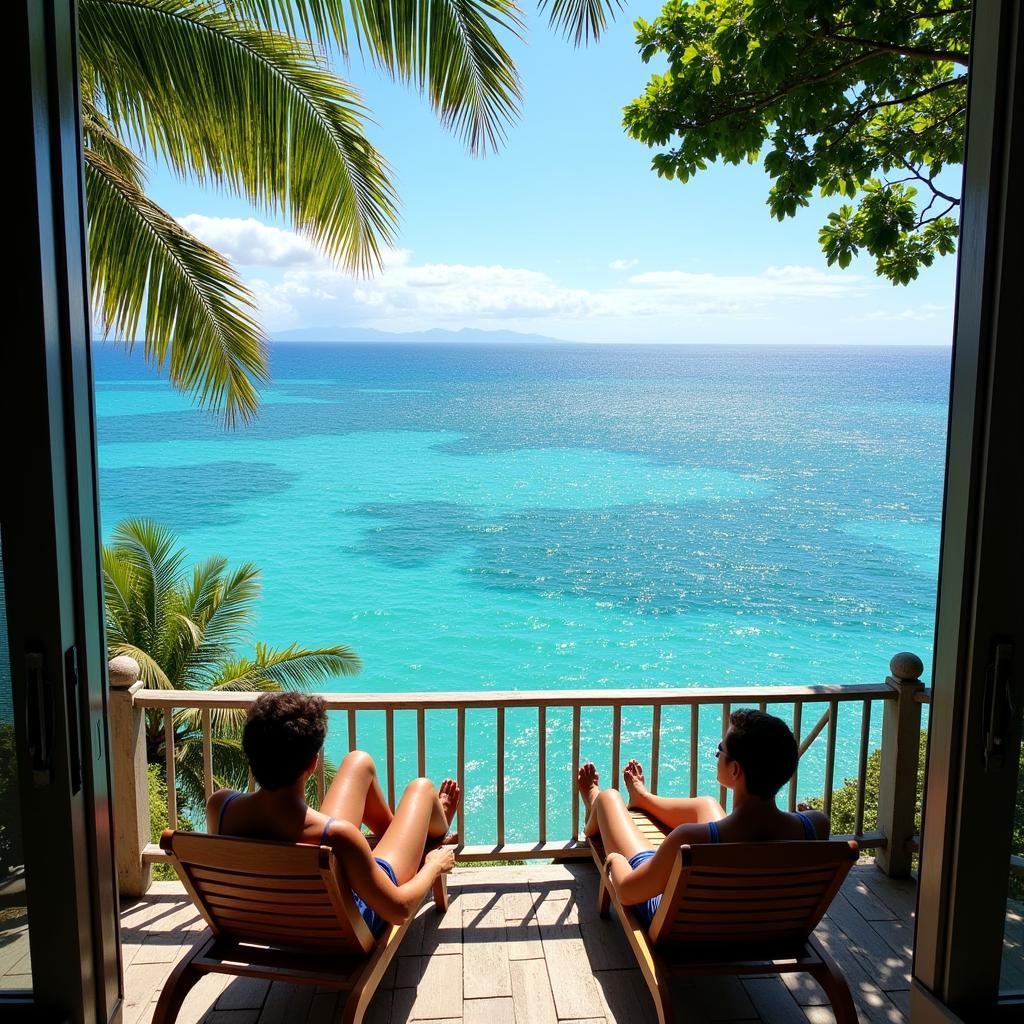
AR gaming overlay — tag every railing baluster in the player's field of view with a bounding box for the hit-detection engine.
[798,708,831,757]
[855,700,872,836]
[497,707,505,846]
[457,707,466,844]
[164,713,177,830]
[759,701,767,714]
[720,702,731,808]
[201,708,213,801]
[788,702,803,812]
[689,705,698,798]
[611,705,621,790]
[650,704,661,794]
[385,709,395,810]
[824,700,838,817]
[248,768,256,793]
[571,705,581,839]
[417,708,426,778]
[347,709,357,752]
[538,705,547,844]
[315,750,325,807]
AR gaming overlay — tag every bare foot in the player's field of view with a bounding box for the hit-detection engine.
[577,762,600,814]
[439,778,461,827]
[623,759,648,807]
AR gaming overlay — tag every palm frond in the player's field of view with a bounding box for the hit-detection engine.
[80,0,398,273]
[228,0,524,155]
[107,642,173,688]
[175,704,250,738]
[105,519,187,648]
[210,642,362,691]
[537,0,620,46]
[101,545,141,644]
[348,0,523,155]
[86,149,267,424]
[82,95,146,184]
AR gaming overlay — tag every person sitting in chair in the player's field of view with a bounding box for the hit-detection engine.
[578,707,829,928]
[207,692,458,937]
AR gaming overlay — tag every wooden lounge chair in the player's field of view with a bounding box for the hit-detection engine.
[590,810,859,1024]
[153,829,448,1024]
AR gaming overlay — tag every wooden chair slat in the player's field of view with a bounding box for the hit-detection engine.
[190,867,323,890]
[153,828,449,1024]
[212,907,355,933]
[169,832,325,874]
[200,883,339,905]
[678,896,820,913]
[589,811,859,1024]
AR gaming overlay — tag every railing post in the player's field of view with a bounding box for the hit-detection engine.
[108,656,152,896]
[875,652,924,878]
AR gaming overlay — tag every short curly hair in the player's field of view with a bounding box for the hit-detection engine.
[242,692,327,790]
[723,708,799,799]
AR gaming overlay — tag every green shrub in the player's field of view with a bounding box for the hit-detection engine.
[807,732,1024,898]
[148,764,196,881]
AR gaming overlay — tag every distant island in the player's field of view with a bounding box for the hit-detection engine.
[270,326,568,344]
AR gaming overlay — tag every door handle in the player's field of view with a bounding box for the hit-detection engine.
[65,645,83,795]
[24,651,53,786]
[984,641,1016,773]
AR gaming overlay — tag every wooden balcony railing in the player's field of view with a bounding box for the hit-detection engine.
[107,653,927,897]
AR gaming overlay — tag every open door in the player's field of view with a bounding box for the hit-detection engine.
[2,2,121,1021]
[912,3,1024,1021]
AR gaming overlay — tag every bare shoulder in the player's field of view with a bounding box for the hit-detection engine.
[666,821,715,849]
[321,818,367,852]
[205,788,238,831]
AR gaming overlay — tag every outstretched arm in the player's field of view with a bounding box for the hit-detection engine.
[607,822,707,905]
[332,823,454,925]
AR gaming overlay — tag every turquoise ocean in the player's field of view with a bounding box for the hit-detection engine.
[94,343,949,843]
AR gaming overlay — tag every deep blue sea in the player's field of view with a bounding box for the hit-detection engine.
[94,342,949,842]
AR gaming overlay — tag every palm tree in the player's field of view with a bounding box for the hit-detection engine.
[102,518,360,809]
[80,0,620,425]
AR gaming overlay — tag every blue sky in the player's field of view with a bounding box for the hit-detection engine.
[146,5,958,344]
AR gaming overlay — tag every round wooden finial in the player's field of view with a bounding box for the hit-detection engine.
[108,655,141,689]
[889,652,924,682]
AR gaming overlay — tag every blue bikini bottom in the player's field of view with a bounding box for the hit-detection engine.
[352,857,397,937]
[626,849,662,928]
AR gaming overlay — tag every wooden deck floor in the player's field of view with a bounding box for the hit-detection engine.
[103,860,919,1024]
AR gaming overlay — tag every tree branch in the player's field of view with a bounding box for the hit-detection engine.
[819,32,968,66]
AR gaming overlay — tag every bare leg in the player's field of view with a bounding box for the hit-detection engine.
[373,778,459,883]
[578,763,652,860]
[623,759,724,827]
[321,750,394,836]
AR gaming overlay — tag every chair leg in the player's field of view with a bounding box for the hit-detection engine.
[597,874,611,919]
[151,951,204,1024]
[432,872,449,911]
[807,935,858,1024]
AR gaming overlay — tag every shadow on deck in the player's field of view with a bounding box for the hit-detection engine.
[115,860,918,1024]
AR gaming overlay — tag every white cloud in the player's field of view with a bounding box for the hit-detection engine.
[178,214,323,267]
[181,215,898,341]
[609,258,639,270]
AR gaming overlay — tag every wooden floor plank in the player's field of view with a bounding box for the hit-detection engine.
[510,958,558,1024]
[825,893,911,992]
[743,976,811,1024]
[463,996,515,1024]
[593,968,659,1024]
[532,887,605,1020]
[115,862,921,1024]
[463,900,512,999]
